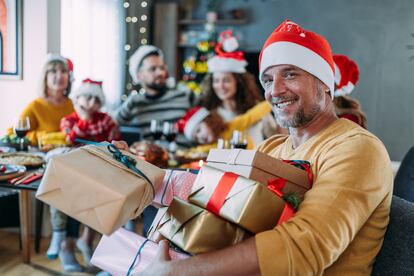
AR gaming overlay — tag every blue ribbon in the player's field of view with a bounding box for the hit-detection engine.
[126,239,150,276]
[74,138,155,197]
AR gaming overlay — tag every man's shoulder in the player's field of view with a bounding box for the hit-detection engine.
[257,134,289,153]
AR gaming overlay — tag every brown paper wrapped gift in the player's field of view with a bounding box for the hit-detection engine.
[188,165,287,233]
[36,145,165,235]
[207,149,310,196]
[157,197,249,254]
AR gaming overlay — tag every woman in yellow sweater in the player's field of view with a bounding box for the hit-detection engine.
[18,54,74,145]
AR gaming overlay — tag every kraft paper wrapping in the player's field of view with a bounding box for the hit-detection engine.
[207,149,309,196]
[91,228,188,276]
[188,165,286,233]
[157,197,249,254]
[36,145,165,235]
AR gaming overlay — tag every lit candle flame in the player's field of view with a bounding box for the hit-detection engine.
[198,160,204,168]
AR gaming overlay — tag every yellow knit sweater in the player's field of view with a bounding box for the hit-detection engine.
[255,119,393,276]
[192,101,272,153]
[14,98,74,145]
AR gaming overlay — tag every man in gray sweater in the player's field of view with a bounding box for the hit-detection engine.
[115,45,195,139]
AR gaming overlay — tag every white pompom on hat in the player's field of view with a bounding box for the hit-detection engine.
[129,45,164,84]
[259,20,335,98]
[207,30,247,74]
[70,78,105,105]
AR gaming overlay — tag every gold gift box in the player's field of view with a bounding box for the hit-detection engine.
[207,149,310,196]
[189,165,286,233]
[147,206,168,242]
[157,197,249,255]
[36,145,165,235]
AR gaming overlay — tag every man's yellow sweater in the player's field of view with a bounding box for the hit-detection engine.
[255,119,393,276]
[16,98,74,145]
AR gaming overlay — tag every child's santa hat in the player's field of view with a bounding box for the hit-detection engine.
[207,30,247,73]
[70,78,105,104]
[176,107,210,140]
[259,20,335,98]
[333,54,359,97]
[129,45,164,84]
[46,53,74,81]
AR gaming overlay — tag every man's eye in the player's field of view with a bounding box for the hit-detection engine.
[262,79,273,88]
[285,72,296,79]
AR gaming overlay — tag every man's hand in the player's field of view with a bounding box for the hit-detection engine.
[140,240,172,276]
[111,140,130,151]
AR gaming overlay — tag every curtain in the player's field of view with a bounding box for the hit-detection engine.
[61,0,125,111]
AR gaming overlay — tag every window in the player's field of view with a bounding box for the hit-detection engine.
[61,0,125,110]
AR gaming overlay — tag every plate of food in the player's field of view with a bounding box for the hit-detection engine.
[174,149,207,165]
[0,164,26,181]
[0,152,45,167]
[129,141,169,168]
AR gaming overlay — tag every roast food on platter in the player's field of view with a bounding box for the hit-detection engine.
[175,149,207,164]
[130,141,169,168]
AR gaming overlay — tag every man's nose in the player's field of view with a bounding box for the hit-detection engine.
[270,75,286,97]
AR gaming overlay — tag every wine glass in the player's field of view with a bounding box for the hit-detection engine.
[150,120,163,143]
[230,130,248,149]
[163,121,178,153]
[217,138,230,149]
[14,116,30,151]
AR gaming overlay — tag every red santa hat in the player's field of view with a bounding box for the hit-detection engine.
[46,53,74,81]
[70,78,105,105]
[333,54,359,97]
[259,20,335,98]
[176,107,210,140]
[207,30,247,73]
[129,45,164,84]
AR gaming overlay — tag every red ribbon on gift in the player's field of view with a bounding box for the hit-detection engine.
[206,172,239,216]
[267,178,296,225]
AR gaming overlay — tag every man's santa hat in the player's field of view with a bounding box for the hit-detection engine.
[176,106,210,140]
[207,30,247,73]
[129,45,164,84]
[259,20,335,98]
[46,53,74,81]
[333,54,359,97]
[70,78,105,104]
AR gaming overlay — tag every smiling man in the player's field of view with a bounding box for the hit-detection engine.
[139,20,393,276]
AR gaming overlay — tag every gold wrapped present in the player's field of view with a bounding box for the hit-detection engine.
[157,198,249,254]
[36,144,165,235]
[147,206,168,242]
[207,149,310,196]
[189,165,287,233]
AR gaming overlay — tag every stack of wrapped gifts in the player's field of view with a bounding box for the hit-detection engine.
[36,145,312,273]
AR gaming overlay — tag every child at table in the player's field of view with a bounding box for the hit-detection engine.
[47,79,121,271]
[176,101,271,153]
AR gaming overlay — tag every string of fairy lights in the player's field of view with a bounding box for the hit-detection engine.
[123,0,151,96]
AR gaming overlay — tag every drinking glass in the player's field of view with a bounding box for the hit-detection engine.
[230,130,248,149]
[14,116,30,151]
[150,120,163,142]
[163,121,178,153]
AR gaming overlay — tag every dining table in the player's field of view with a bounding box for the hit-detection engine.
[0,173,43,264]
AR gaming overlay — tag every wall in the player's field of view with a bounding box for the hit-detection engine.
[190,0,414,161]
[0,0,59,134]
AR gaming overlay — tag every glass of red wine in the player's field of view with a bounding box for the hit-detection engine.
[150,120,163,143]
[163,121,178,153]
[14,116,30,151]
[230,130,248,149]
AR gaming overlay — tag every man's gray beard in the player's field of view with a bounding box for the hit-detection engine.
[146,82,167,92]
[275,86,324,128]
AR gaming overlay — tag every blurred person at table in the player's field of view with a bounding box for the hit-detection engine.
[176,101,272,154]
[138,20,392,276]
[13,54,75,146]
[333,54,367,128]
[50,79,121,270]
[199,30,285,144]
[61,78,121,144]
[114,45,195,139]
